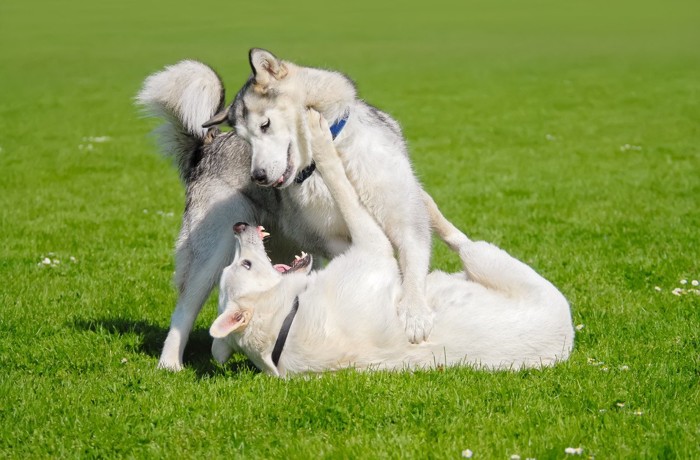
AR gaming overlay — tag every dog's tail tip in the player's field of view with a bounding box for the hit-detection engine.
[136,60,226,179]
[136,60,226,139]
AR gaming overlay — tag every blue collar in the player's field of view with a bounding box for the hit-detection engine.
[329,110,350,140]
[295,110,349,185]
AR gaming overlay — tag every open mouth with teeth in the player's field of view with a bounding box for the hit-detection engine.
[255,226,311,274]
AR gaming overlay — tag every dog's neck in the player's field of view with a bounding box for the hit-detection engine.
[271,296,299,367]
[238,273,310,375]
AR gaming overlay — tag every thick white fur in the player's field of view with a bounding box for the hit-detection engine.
[137,60,223,180]
[210,111,574,378]
[228,49,451,343]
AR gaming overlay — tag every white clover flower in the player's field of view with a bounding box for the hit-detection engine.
[576,324,585,331]
[672,288,683,296]
[616,402,625,408]
[680,279,688,285]
[620,144,642,152]
[633,410,643,416]
[654,286,662,292]
[70,256,77,263]
[564,447,584,455]
[41,257,52,265]
[620,365,630,371]
[461,449,473,458]
[692,280,699,286]
[511,455,521,460]
[83,136,110,143]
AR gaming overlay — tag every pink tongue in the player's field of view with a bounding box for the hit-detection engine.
[274,264,291,273]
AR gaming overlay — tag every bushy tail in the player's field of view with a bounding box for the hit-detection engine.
[136,60,225,181]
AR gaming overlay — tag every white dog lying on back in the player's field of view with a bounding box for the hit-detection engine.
[209,111,574,377]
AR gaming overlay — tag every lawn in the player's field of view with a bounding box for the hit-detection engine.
[1,0,699,458]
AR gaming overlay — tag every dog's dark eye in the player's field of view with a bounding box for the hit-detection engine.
[241,260,252,270]
[260,119,270,133]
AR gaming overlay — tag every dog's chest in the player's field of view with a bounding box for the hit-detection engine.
[283,176,350,255]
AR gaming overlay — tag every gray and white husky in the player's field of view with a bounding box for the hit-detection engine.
[209,110,574,377]
[204,48,469,346]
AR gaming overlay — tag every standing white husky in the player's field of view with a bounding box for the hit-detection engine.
[210,111,574,377]
[203,48,464,344]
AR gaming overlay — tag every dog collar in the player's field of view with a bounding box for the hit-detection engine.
[329,109,350,140]
[271,296,300,368]
[295,110,349,185]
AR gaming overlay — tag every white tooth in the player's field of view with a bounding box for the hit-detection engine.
[294,255,301,260]
[301,251,307,258]
[259,226,265,231]
[261,232,270,238]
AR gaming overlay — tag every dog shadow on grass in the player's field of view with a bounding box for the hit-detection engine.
[73,317,258,379]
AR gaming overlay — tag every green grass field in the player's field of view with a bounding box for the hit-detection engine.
[1,0,699,457]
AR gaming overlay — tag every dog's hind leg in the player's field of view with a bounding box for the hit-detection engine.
[422,190,472,252]
[159,236,236,371]
[158,191,251,371]
[159,267,220,370]
[458,240,566,306]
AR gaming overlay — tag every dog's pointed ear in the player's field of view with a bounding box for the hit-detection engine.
[249,48,288,87]
[202,106,230,128]
[210,309,249,338]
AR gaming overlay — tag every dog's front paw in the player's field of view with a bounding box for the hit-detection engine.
[397,296,434,344]
[305,109,337,163]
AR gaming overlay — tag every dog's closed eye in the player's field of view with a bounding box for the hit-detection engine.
[241,260,252,270]
[260,119,270,133]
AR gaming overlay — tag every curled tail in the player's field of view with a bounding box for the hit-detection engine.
[136,60,226,181]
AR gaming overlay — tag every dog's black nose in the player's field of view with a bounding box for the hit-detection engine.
[251,168,267,184]
[233,222,248,234]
